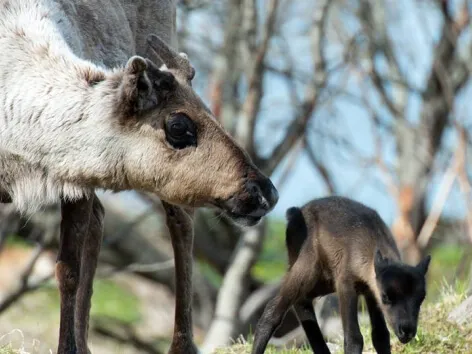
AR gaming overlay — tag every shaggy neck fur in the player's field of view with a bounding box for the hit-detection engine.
[0,1,131,213]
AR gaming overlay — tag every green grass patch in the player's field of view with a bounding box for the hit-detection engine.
[252,219,287,282]
[39,278,141,325]
[214,341,313,354]
[364,284,472,354]
[0,345,16,354]
[3,235,33,249]
[90,279,141,324]
[427,244,471,301]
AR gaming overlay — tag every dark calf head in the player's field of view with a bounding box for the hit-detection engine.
[374,251,431,344]
[108,35,278,226]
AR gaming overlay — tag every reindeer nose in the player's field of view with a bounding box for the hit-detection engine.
[246,178,279,217]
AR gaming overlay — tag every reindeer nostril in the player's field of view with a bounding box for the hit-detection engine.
[246,181,263,199]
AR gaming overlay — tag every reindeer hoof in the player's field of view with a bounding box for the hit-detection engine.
[168,341,199,354]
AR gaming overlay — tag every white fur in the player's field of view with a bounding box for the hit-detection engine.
[0,0,177,214]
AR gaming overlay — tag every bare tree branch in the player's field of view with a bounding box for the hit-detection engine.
[235,0,280,154]
[0,244,54,314]
[391,0,470,263]
[92,319,164,354]
[303,137,336,195]
[262,0,331,175]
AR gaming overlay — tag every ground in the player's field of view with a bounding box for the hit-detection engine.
[214,284,472,354]
[1,285,471,353]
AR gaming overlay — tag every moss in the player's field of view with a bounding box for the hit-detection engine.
[89,279,141,324]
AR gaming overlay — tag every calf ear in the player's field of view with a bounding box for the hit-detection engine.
[374,249,391,274]
[416,255,431,275]
[374,249,386,266]
[119,56,176,116]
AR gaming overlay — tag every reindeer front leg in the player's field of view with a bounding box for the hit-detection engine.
[56,197,93,354]
[161,201,199,354]
[74,195,104,354]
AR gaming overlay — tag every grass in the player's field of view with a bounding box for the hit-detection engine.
[3,235,142,326]
[0,347,16,354]
[215,284,472,354]
[36,278,141,325]
[252,219,288,282]
[0,346,15,354]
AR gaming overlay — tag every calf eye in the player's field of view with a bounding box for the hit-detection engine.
[165,113,197,149]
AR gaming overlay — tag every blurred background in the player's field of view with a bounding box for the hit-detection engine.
[0,0,472,353]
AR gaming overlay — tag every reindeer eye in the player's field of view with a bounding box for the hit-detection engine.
[165,113,197,149]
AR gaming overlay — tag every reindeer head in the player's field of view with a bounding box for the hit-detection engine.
[110,35,278,226]
[374,251,431,344]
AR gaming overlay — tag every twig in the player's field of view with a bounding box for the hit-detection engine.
[99,259,175,277]
[417,128,466,248]
[235,0,280,154]
[455,125,472,244]
[263,0,332,175]
[92,320,164,354]
[0,244,54,314]
[103,207,156,247]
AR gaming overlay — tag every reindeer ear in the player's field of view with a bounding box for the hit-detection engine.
[375,250,384,266]
[416,255,431,275]
[119,56,176,116]
[143,58,176,92]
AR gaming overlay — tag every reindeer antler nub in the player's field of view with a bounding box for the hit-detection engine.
[147,34,195,81]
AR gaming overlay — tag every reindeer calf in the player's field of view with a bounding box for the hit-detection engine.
[252,196,431,354]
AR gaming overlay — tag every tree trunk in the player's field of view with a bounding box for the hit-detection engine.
[201,221,266,353]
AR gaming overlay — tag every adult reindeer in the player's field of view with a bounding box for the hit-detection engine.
[0,1,278,353]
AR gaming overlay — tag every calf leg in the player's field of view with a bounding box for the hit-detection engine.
[293,299,330,354]
[365,292,391,354]
[75,195,104,354]
[161,201,199,354]
[56,197,93,354]
[251,294,293,354]
[252,258,316,354]
[337,281,363,354]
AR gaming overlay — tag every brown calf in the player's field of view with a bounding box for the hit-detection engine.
[252,196,430,354]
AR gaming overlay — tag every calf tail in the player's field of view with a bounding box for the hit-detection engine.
[285,207,308,260]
